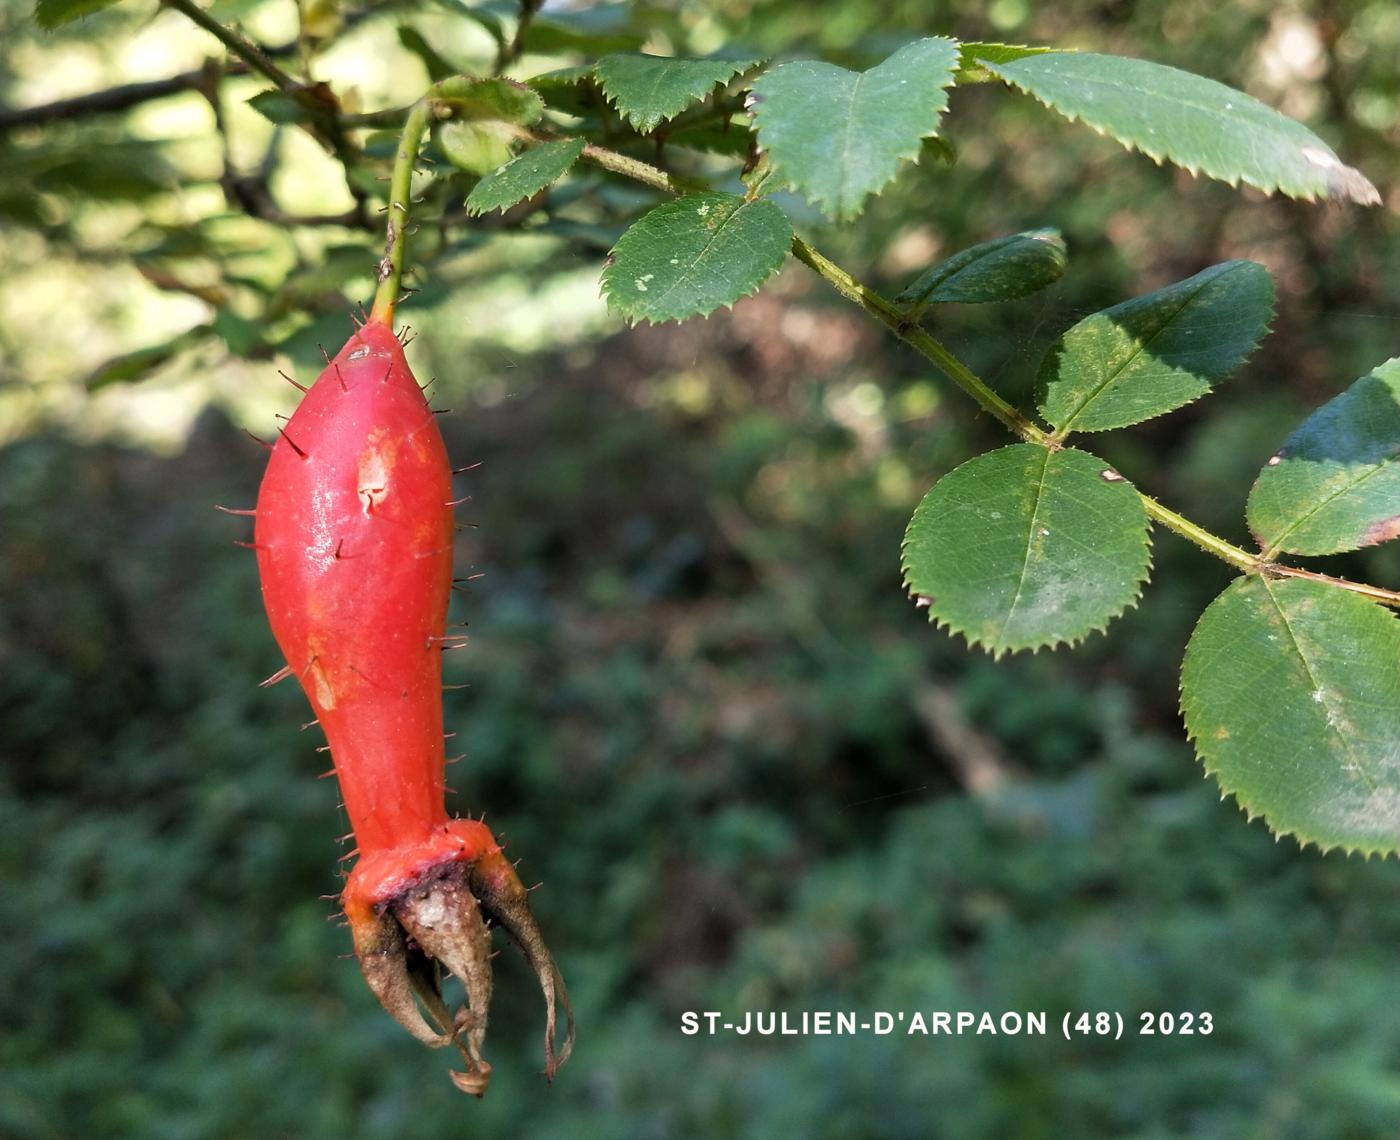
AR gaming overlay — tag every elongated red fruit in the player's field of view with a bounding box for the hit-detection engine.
[252,315,571,1094]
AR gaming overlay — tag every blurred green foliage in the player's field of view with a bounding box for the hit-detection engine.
[2,0,1400,1136]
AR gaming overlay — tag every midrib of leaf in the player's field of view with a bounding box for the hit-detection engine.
[1025,67,1306,141]
[993,447,1054,653]
[1260,461,1391,557]
[640,74,665,112]
[1261,578,1377,791]
[640,72,672,124]
[1054,278,1211,434]
[836,70,867,212]
[645,200,755,311]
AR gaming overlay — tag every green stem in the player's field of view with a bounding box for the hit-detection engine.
[790,237,1046,443]
[370,95,436,323]
[163,0,365,218]
[494,0,543,76]
[160,0,301,93]
[578,144,692,194]
[1136,495,1260,572]
[785,238,1275,575]
[369,77,497,322]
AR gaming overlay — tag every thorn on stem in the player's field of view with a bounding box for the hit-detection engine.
[259,664,294,687]
[277,425,308,458]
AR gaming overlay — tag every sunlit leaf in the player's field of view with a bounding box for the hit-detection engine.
[466,138,585,214]
[954,42,1053,84]
[985,52,1379,204]
[902,444,1152,656]
[1247,358,1400,555]
[601,192,791,323]
[749,37,959,221]
[84,326,210,389]
[247,90,310,125]
[7,137,177,202]
[1182,576,1400,855]
[594,54,761,134]
[1037,260,1274,435]
[34,0,119,29]
[441,78,543,125]
[439,120,516,176]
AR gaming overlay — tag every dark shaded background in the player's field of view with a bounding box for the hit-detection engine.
[3,1,1400,1136]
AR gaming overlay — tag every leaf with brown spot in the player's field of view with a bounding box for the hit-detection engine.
[1182,576,1400,856]
[1248,358,1400,556]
